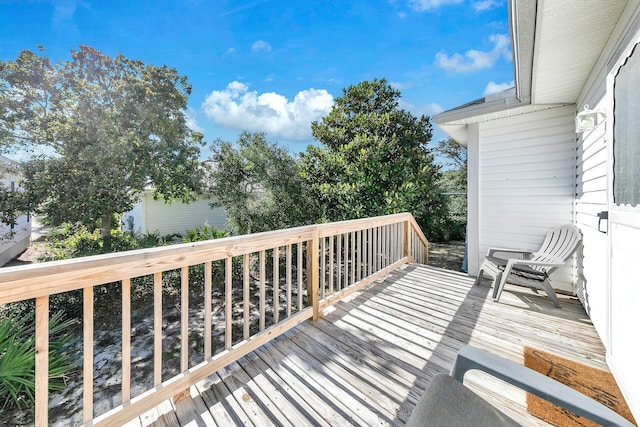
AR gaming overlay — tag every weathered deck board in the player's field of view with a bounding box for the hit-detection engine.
[140,264,607,426]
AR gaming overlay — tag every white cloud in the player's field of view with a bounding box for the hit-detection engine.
[185,107,204,133]
[400,100,444,117]
[224,47,236,56]
[252,40,272,52]
[435,33,511,73]
[389,81,413,90]
[425,102,445,115]
[472,0,503,11]
[202,81,334,140]
[483,80,514,96]
[407,0,503,12]
[408,0,464,12]
[51,0,78,26]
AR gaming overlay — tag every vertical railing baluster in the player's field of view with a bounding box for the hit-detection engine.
[337,234,342,291]
[273,246,279,324]
[358,230,363,281]
[297,242,303,311]
[181,266,188,372]
[83,287,93,423]
[153,272,162,386]
[350,231,355,285]
[122,278,131,403]
[205,262,212,360]
[35,295,49,427]
[329,236,334,296]
[376,226,381,272]
[225,257,233,349]
[398,223,402,262]
[260,250,266,331]
[320,236,326,299]
[363,228,367,277]
[398,223,403,262]
[286,244,292,317]
[243,253,250,340]
[384,225,389,267]
[380,226,385,268]
[404,220,411,261]
[368,228,373,277]
[310,229,320,320]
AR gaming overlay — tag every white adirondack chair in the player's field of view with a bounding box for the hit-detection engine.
[474,225,582,308]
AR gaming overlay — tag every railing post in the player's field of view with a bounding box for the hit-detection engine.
[424,242,429,265]
[309,227,320,320]
[403,219,413,263]
[35,295,49,427]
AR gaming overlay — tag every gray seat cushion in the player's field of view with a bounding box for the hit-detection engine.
[406,374,520,427]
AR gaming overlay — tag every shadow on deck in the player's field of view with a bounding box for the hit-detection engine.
[135,264,605,427]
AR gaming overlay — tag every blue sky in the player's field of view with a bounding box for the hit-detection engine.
[1,0,514,157]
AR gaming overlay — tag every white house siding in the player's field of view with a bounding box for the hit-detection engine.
[0,170,31,266]
[126,199,146,235]
[124,193,227,236]
[573,99,608,343]
[477,106,576,292]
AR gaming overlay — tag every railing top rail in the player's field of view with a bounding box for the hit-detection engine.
[315,212,412,237]
[407,214,430,248]
[0,213,424,305]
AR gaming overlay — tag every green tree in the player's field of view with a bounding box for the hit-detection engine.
[0,46,204,249]
[206,132,318,235]
[301,78,447,238]
[0,183,29,235]
[437,137,467,171]
[437,137,467,240]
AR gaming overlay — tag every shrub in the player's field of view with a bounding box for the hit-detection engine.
[0,310,76,411]
[40,224,178,261]
[136,230,179,248]
[182,224,228,243]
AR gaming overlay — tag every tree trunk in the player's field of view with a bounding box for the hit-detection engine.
[101,213,112,252]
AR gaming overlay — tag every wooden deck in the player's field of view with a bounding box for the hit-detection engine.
[129,263,607,426]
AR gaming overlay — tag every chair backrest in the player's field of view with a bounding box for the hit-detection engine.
[531,225,582,273]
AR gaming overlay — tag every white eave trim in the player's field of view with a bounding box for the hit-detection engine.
[433,93,570,144]
[433,89,523,125]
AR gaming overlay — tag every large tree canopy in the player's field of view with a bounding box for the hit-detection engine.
[0,46,204,245]
[301,78,447,237]
[206,132,318,235]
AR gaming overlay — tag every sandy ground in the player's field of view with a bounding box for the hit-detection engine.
[427,240,466,272]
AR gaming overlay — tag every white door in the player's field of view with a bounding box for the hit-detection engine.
[605,37,640,416]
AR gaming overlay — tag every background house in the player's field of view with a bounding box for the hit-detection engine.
[434,0,639,419]
[123,192,227,236]
[0,155,31,266]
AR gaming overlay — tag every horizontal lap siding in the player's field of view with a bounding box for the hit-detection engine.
[479,106,576,292]
[0,174,31,266]
[574,95,608,340]
[0,220,30,266]
[141,194,227,236]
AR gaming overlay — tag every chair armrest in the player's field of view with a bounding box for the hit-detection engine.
[508,257,564,269]
[487,248,533,259]
[450,346,635,427]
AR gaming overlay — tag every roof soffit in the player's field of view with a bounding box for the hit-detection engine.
[531,0,629,104]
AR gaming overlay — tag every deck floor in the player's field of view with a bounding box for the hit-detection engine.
[131,264,607,426]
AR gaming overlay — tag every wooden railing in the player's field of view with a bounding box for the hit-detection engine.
[0,213,428,427]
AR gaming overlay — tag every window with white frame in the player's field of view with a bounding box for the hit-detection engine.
[613,43,640,207]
